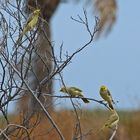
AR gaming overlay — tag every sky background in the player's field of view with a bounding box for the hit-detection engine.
[51,0,140,110]
[3,0,140,112]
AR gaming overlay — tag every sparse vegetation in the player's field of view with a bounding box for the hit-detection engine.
[0,110,139,139]
[0,0,139,140]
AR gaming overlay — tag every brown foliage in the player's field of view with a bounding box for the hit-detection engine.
[4,110,139,140]
[94,0,117,38]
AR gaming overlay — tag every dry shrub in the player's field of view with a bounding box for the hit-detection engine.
[1,110,140,140]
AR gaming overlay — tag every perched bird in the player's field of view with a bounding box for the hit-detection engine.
[22,9,40,36]
[15,9,40,48]
[93,110,119,136]
[102,110,119,130]
[100,85,114,110]
[60,87,89,103]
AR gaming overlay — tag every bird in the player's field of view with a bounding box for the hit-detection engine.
[60,87,90,103]
[13,9,41,60]
[102,110,119,130]
[93,110,119,136]
[15,9,40,51]
[15,9,40,48]
[99,85,114,110]
[22,9,40,36]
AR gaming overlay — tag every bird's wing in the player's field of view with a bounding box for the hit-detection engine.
[107,89,111,96]
[28,15,38,28]
[107,89,115,104]
[105,112,119,127]
[25,12,34,25]
[70,87,82,92]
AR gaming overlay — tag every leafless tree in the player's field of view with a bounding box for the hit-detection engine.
[0,1,118,139]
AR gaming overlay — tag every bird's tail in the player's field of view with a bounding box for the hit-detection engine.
[81,97,90,103]
[108,102,114,110]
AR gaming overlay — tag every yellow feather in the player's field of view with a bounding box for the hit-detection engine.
[93,110,119,136]
[100,85,114,110]
[22,9,40,36]
[60,87,89,103]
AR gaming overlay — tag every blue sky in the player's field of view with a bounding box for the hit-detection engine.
[51,0,140,110]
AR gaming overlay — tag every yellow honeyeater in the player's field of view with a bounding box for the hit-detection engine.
[93,110,119,135]
[60,87,89,103]
[22,9,40,36]
[102,110,119,130]
[100,85,114,110]
[15,9,40,47]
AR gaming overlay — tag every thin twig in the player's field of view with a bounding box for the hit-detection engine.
[109,125,118,140]
[1,54,65,140]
